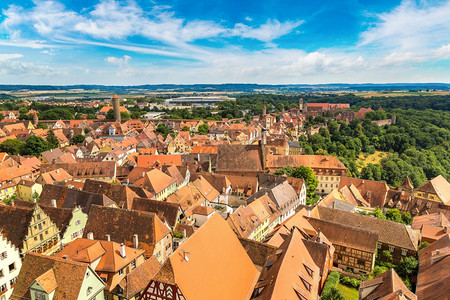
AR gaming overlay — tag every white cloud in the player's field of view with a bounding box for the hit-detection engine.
[0,53,23,60]
[360,0,450,51]
[229,19,304,43]
[105,54,137,75]
[433,44,450,59]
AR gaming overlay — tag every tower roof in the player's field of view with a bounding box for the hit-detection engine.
[112,94,119,99]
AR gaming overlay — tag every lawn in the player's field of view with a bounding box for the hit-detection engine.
[337,283,359,300]
[356,151,389,171]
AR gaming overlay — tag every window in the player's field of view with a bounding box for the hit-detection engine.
[75,220,81,226]
[118,268,123,276]
[0,284,6,293]
[86,271,90,278]
[377,243,381,249]
[401,249,407,256]
[337,255,343,260]
[0,270,3,278]
[86,287,93,296]
[155,251,161,258]
[357,259,365,266]
[10,276,17,287]
[36,214,41,221]
[38,223,42,230]
[8,263,15,272]
[40,234,43,241]
[389,246,394,253]
[131,260,136,270]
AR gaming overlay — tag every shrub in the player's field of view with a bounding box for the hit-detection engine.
[321,271,340,299]
[340,276,361,288]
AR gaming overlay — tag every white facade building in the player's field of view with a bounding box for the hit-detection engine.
[0,234,22,300]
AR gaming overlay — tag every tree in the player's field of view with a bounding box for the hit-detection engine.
[419,241,430,250]
[36,123,48,129]
[120,111,130,120]
[155,123,170,138]
[382,250,393,262]
[181,126,190,132]
[130,111,141,119]
[401,212,412,225]
[274,166,319,205]
[385,208,403,223]
[106,109,114,120]
[323,287,345,300]
[198,123,209,135]
[396,256,418,278]
[20,136,50,157]
[72,134,86,145]
[0,139,23,155]
[46,129,59,149]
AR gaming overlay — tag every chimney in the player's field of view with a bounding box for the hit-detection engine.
[307,209,311,217]
[51,199,57,208]
[444,227,448,233]
[105,234,111,241]
[87,232,94,240]
[120,243,126,258]
[133,234,139,248]
[56,169,60,174]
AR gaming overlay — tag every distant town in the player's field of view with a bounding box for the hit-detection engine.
[0,88,449,300]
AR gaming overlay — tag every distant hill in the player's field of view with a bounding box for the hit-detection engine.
[0,83,449,93]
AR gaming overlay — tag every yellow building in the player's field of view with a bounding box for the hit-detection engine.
[16,181,43,202]
[0,205,61,257]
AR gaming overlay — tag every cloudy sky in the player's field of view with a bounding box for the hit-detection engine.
[0,0,449,85]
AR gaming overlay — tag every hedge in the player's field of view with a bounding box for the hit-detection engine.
[321,271,345,300]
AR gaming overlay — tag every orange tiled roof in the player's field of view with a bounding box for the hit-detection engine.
[151,214,259,299]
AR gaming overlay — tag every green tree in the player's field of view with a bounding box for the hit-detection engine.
[372,265,388,277]
[274,166,319,204]
[72,134,86,145]
[20,136,50,157]
[121,111,131,120]
[155,123,170,138]
[323,287,345,300]
[106,109,114,119]
[382,250,393,262]
[181,126,190,132]
[37,123,48,129]
[130,111,141,119]
[0,139,23,155]
[46,129,59,148]
[198,123,209,135]
[396,256,418,278]
[419,241,430,250]
[385,208,403,223]
[401,212,412,225]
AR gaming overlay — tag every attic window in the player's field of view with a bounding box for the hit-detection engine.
[293,287,308,300]
[303,264,314,277]
[299,276,312,292]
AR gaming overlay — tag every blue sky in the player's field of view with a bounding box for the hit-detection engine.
[0,0,449,85]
